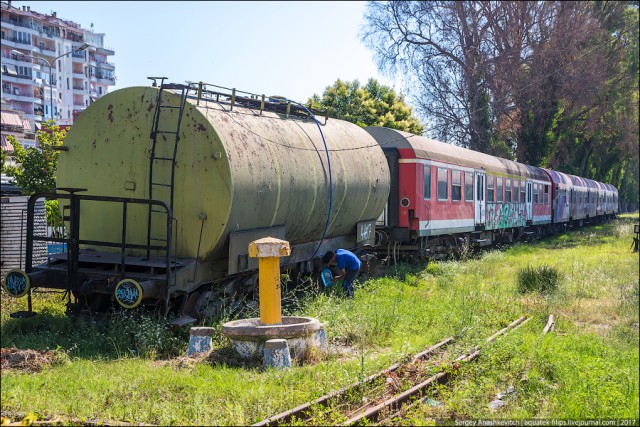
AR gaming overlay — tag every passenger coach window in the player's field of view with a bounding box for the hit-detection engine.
[452,170,461,201]
[487,176,494,202]
[437,168,448,200]
[465,172,473,201]
[545,185,549,204]
[513,180,519,202]
[521,183,526,203]
[505,179,511,202]
[533,184,539,204]
[496,177,503,202]
[423,166,431,199]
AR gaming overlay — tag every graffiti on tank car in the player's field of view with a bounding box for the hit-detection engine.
[116,285,139,305]
[4,271,29,297]
[360,223,372,241]
[115,279,142,308]
[485,202,527,229]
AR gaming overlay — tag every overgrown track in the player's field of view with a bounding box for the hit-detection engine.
[253,316,531,426]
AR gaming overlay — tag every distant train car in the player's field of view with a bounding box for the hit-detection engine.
[364,127,552,259]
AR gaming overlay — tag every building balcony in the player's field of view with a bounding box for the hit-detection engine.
[96,60,115,70]
[36,44,56,55]
[0,73,35,85]
[96,76,115,85]
[25,113,41,123]
[0,17,38,32]
[37,29,57,40]
[13,93,38,103]
[0,37,35,52]
[3,36,35,47]
[95,46,115,56]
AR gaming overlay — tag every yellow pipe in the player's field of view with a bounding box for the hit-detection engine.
[258,257,281,324]
[248,237,291,325]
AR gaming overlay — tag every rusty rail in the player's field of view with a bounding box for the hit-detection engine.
[252,336,454,426]
[342,316,529,425]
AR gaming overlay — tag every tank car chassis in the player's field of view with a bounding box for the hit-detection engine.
[14,189,176,319]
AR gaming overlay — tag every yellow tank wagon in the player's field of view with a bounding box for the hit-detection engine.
[8,81,389,320]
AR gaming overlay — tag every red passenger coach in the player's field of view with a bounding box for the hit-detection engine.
[365,127,552,259]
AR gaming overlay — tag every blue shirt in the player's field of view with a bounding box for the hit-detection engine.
[336,249,361,271]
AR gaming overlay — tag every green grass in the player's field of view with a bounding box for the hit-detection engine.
[2,214,639,425]
[516,265,561,294]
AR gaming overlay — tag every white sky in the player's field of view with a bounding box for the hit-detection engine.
[11,1,397,104]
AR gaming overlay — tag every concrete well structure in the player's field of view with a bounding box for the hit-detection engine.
[221,237,327,363]
[221,316,327,361]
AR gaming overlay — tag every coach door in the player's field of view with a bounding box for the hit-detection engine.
[475,171,485,226]
[526,181,533,222]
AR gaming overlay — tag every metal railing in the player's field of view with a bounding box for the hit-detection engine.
[25,191,174,313]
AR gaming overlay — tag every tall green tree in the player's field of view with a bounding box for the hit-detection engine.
[308,78,425,135]
[4,120,66,195]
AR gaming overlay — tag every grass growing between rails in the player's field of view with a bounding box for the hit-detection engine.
[2,214,638,425]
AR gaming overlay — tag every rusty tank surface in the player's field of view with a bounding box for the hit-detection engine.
[49,83,389,307]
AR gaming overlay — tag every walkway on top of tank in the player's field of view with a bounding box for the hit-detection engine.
[151,78,329,122]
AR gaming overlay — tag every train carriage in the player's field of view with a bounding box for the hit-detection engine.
[544,169,573,226]
[364,127,552,258]
[568,175,594,226]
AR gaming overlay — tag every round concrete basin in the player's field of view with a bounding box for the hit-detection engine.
[221,316,326,360]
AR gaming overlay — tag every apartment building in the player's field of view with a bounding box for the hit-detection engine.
[0,1,115,137]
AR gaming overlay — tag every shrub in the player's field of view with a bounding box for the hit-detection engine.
[517,265,561,294]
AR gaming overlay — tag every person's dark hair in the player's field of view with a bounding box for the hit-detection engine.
[322,251,335,265]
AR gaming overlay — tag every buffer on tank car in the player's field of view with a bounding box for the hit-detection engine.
[3,78,390,322]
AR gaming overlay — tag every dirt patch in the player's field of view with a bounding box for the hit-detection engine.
[1,348,57,373]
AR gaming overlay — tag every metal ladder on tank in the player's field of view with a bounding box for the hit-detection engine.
[146,77,191,259]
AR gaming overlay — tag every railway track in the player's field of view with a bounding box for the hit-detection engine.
[253,316,531,426]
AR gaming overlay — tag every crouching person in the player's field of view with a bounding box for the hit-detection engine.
[322,249,361,298]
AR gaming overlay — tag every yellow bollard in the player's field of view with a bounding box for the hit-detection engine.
[248,237,291,324]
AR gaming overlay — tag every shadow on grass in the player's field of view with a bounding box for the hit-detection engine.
[1,310,191,361]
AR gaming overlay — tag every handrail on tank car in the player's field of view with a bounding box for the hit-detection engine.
[25,191,173,316]
[179,79,329,122]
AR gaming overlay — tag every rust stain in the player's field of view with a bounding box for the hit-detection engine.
[197,123,206,132]
[147,103,154,112]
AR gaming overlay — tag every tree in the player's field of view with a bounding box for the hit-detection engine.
[4,120,67,227]
[0,147,7,172]
[362,1,639,206]
[4,120,66,195]
[362,2,502,153]
[308,78,425,135]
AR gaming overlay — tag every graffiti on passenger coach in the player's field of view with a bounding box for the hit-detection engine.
[485,202,527,229]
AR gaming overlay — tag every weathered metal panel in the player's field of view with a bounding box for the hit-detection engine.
[57,87,390,264]
[0,195,47,277]
[228,226,286,274]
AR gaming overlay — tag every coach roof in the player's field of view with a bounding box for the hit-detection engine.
[365,127,550,182]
